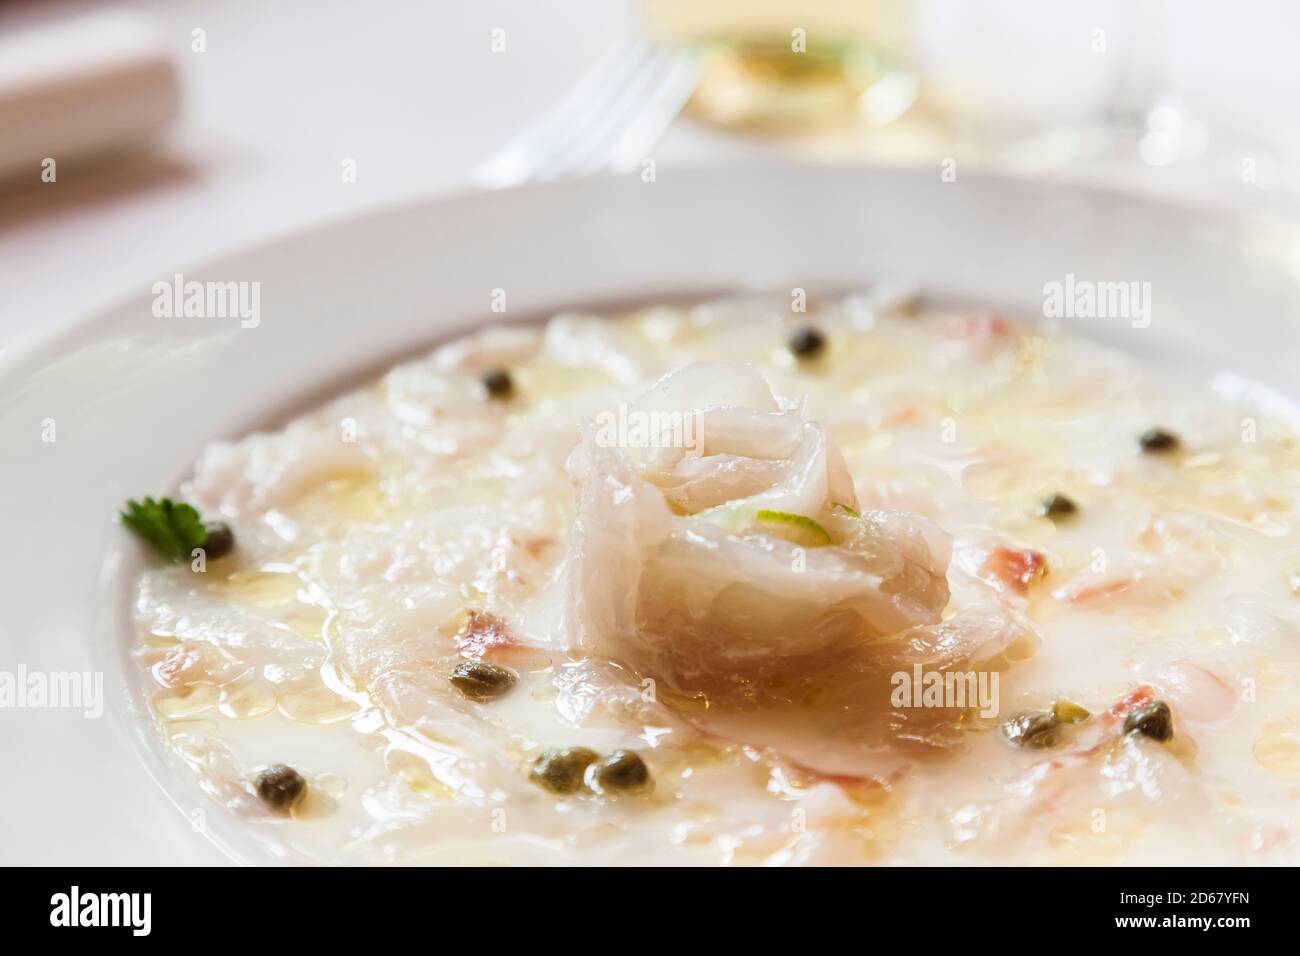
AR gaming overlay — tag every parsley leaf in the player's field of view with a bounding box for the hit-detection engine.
[120,497,210,564]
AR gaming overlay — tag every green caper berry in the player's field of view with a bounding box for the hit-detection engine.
[1002,711,1062,749]
[481,368,514,399]
[449,660,517,701]
[256,764,307,812]
[1123,701,1174,742]
[1138,428,1180,453]
[1052,699,1091,724]
[530,747,599,794]
[595,750,651,795]
[1041,494,1078,520]
[788,326,826,359]
[201,521,235,560]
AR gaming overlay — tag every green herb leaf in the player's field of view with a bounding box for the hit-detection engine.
[831,502,861,518]
[754,509,833,546]
[120,496,210,564]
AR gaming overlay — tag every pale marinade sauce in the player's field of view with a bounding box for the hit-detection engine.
[133,293,1300,864]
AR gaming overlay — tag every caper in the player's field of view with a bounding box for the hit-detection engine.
[256,764,307,812]
[1002,710,1062,749]
[1041,494,1078,521]
[449,660,517,701]
[1123,701,1173,742]
[481,368,514,399]
[530,747,599,794]
[1052,699,1091,724]
[594,750,651,795]
[201,521,235,560]
[1138,427,1180,453]
[788,326,826,359]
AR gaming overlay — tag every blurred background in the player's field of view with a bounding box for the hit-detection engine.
[2,0,1298,340]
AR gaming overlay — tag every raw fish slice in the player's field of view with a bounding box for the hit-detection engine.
[565,361,951,694]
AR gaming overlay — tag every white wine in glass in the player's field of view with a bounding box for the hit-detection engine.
[645,0,915,132]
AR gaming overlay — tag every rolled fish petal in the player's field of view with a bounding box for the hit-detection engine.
[685,603,1035,781]
[563,429,676,655]
[655,455,789,514]
[564,360,952,694]
[695,406,804,460]
[711,418,859,528]
[625,362,783,472]
[635,521,943,680]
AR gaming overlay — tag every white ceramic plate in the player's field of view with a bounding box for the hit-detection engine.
[3,164,1299,865]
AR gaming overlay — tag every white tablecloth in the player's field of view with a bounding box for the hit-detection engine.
[2,0,1299,344]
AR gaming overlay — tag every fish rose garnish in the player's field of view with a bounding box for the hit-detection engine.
[564,361,954,696]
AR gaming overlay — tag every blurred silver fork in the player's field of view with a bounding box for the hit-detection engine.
[472,34,698,188]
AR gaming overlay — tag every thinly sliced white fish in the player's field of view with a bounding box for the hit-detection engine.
[129,294,1300,866]
[565,361,952,694]
[135,569,326,669]
[687,603,1034,782]
[191,426,373,516]
[653,455,789,513]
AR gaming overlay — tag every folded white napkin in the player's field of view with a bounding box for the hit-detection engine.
[0,9,180,181]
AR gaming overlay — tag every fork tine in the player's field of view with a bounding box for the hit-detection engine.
[473,36,660,188]
[530,46,678,179]
[473,35,695,187]
[581,51,698,175]
[522,37,658,152]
